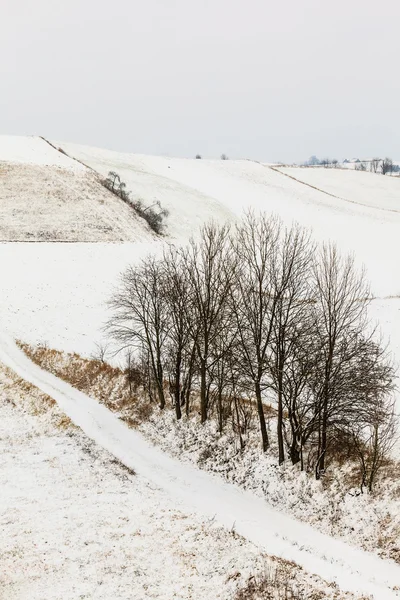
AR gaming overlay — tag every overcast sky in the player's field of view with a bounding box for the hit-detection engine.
[1,0,399,162]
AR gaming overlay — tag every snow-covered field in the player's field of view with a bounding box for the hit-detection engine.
[279,165,400,213]
[0,137,154,242]
[0,365,270,600]
[1,336,399,599]
[1,136,400,599]
[0,136,399,395]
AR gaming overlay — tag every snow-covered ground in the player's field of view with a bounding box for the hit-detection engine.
[0,365,270,600]
[57,140,400,299]
[1,136,400,599]
[0,136,399,414]
[0,137,155,241]
[279,165,400,213]
[0,136,398,349]
[1,334,400,600]
[22,341,400,565]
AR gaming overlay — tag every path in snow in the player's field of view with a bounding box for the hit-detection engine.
[1,333,400,599]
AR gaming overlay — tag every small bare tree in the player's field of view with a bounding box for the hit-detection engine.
[104,170,120,192]
[370,158,381,173]
[107,257,169,409]
[381,157,393,175]
[348,339,397,492]
[91,341,110,364]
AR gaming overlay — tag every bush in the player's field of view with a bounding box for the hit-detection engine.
[131,199,169,235]
[101,171,168,235]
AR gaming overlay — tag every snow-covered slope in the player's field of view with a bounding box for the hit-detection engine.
[0,135,398,395]
[57,141,400,298]
[0,135,81,169]
[0,136,154,241]
[279,165,400,213]
[1,334,399,600]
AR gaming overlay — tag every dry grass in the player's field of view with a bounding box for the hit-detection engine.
[18,342,155,428]
[234,556,367,600]
[0,364,76,431]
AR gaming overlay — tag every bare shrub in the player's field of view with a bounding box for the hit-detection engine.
[91,341,110,364]
[131,199,169,235]
[101,171,168,235]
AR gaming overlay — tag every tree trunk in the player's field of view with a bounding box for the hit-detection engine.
[200,359,207,423]
[218,386,223,433]
[156,357,165,409]
[174,350,182,420]
[255,380,269,452]
[277,368,285,464]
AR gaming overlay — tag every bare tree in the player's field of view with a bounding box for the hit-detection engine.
[91,341,110,364]
[230,212,282,451]
[381,157,393,175]
[348,340,397,492]
[269,225,314,463]
[104,170,120,192]
[370,158,381,173]
[311,244,371,478]
[162,247,194,420]
[107,257,169,409]
[182,224,234,423]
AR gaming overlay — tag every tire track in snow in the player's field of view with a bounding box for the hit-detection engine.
[0,333,399,599]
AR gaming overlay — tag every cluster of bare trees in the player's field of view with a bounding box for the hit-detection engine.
[355,157,397,175]
[107,213,397,487]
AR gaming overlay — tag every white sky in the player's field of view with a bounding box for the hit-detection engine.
[1,0,399,162]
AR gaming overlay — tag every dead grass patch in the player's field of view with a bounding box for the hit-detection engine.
[18,341,155,428]
[0,364,76,431]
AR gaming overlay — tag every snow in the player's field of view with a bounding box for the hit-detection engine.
[0,135,399,411]
[0,242,159,356]
[279,166,400,213]
[1,333,399,600]
[0,141,156,242]
[1,136,400,598]
[56,141,400,298]
[0,368,269,600]
[0,136,81,169]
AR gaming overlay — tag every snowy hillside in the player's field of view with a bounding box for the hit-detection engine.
[0,136,154,242]
[279,165,400,213]
[57,140,400,298]
[0,136,399,365]
[1,136,400,600]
